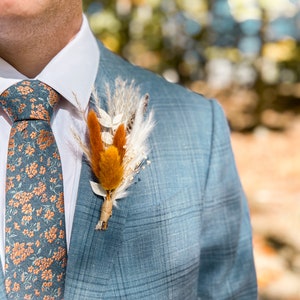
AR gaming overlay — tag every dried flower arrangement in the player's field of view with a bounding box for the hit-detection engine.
[75,78,154,230]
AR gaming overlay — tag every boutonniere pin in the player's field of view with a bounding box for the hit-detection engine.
[76,78,154,230]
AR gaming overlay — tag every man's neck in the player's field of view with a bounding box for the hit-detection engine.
[0,39,74,79]
[0,14,82,78]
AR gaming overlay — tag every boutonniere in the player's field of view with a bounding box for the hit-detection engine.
[76,78,154,230]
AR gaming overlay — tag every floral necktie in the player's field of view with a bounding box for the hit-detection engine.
[0,80,67,299]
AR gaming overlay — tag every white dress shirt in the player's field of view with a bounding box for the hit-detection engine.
[0,15,100,269]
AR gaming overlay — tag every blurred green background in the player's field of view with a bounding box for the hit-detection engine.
[83,0,300,132]
[83,1,300,299]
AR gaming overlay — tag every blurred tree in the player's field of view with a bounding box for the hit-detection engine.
[83,0,211,83]
[82,0,300,130]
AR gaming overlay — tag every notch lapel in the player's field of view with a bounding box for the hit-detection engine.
[64,160,130,299]
[64,40,144,299]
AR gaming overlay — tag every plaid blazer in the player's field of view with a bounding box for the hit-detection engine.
[0,41,257,299]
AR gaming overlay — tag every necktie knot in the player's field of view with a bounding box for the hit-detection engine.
[0,80,60,123]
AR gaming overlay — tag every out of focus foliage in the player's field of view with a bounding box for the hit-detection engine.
[83,0,300,131]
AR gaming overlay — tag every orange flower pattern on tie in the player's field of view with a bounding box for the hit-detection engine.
[0,80,67,299]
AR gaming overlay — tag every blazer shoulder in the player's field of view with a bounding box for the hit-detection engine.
[95,40,228,138]
[96,40,210,106]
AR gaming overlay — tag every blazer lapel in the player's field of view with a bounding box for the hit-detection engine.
[64,40,146,298]
[64,160,130,298]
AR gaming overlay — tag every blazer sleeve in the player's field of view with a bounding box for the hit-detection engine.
[197,100,257,299]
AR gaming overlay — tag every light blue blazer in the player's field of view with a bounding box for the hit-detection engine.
[0,41,257,299]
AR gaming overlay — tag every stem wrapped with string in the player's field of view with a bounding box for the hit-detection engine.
[79,78,154,230]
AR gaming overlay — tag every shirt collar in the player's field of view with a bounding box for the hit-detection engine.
[0,15,99,111]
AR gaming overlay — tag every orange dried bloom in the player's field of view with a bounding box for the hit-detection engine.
[87,110,104,178]
[99,146,123,191]
[113,124,126,162]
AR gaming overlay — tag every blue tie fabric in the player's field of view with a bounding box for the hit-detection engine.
[0,80,67,299]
